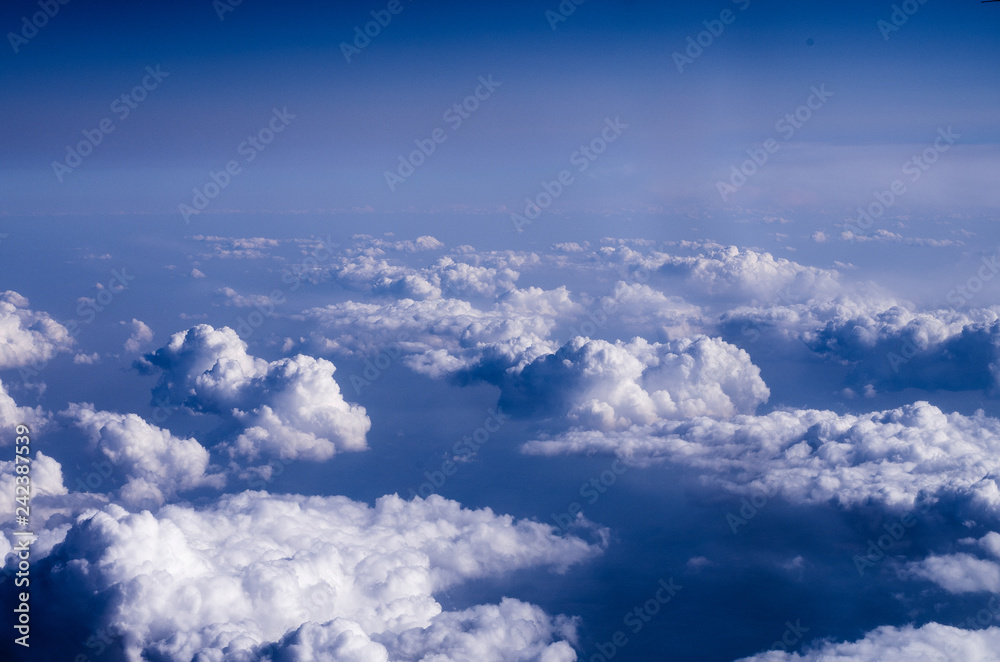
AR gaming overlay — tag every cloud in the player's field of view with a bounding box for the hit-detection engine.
[36,491,597,661]
[191,235,281,259]
[593,281,704,341]
[903,532,1000,594]
[139,324,371,463]
[525,401,1000,516]
[619,244,842,304]
[122,319,154,353]
[734,622,1000,662]
[501,335,769,430]
[306,294,572,380]
[905,552,1000,594]
[0,451,70,551]
[0,377,49,433]
[0,290,74,370]
[62,403,224,508]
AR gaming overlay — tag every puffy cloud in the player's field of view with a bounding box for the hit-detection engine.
[307,295,570,380]
[905,552,1000,594]
[62,403,224,508]
[0,290,73,370]
[0,451,71,553]
[903,532,1000,594]
[0,377,48,433]
[612,244,842,304]
[734,622,1000,662]
[376,234,445,253]
[719,286,1000,395]
[38,491,597,661]
[372,599,578,662]
[502,336,769,430]
[593,281,705,341]
[139,325,371,463]
[122,318,154,353]
[433,255,520,299]
[525,401,1000,515]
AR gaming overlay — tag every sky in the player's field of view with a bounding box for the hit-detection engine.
[3,1,1000,661]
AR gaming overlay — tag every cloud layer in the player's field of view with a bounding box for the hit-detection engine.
[38,491,597,661]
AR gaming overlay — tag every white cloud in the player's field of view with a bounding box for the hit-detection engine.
[525,401,1000,515]
[0,377,48,434]
[594,281,705,340]
[905,552,1000,594]
[619,244,842,304]
[306,295,570,380]
[122,318,154,353]
[63,403,224,508]
[140,325,371,462]
[734,622,1000,662]
[503,335,769,430]
[40,492,598,662]
[0,291,74,369]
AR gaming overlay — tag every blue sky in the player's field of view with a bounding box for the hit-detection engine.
[4,2,1000,662]
[2,0,998,218]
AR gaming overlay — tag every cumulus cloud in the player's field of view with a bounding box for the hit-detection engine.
[139,324,370,462]
[502,336,769,430]
[0,451,72,554]
[902,532,1000,594]
[122,318,153,353]
[613,244,842,304]
[307,294,574,380]
[593,281,704,341]
[734,622,1000,662]
[0,290,73,370]
[63,403,224,508]
[37,492,597,661]
[525,401,1000,516]
[0,377,48,433]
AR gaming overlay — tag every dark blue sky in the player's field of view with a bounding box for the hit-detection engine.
[2,0,998,219]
